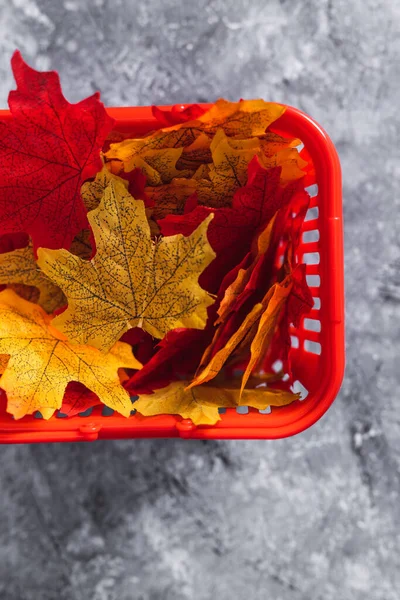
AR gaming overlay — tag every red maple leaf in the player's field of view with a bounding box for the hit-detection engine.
[151,104,207,127]
[159,158,289,293]
[126,328,209,395]
[120,327,155,366]
[60,382,100,417]
[0,51,115,251]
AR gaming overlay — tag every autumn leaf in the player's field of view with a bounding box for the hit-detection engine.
[195,99,285,137]
[152,104,207,127]
[81,167,127,212]
[59,382,100,417]
[105,99,285,182]
[126,327,211,395]
[159,158,286,292]
[176,132,212,170]
[0,51,114,251]
[187,302,265,389]
[38,179,216,351]
[83,166,159,238]
[146,179,198,220]
[258,131,301,157]
[196,129,260,207]
[261,147,307,185]
[0,241,65,313]
[240,278,293,394]
[0,290,141,419]
[135,380,298,425]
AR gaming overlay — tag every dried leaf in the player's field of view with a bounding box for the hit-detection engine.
[146,178,198,220]
[60,382,100,417]
[0,241,65,313]
[159,158,284,293]
[187,302,264,389]
[135,380,298,425]
[261,264,313,379]
[127,328,210,395]
[152,104,207,127]
[240,278,293,394]
[0,289,141,419]
[38,179,216,351]
[196,129,259,207]
[258,131,301,157]
[215,213,277,324]
[0,51,114,251]
[261,147,307,184]
[195,98,285,137]
[81,167,127,212]
[176,133,212,170]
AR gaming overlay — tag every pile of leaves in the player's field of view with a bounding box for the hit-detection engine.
[0,51,313,425]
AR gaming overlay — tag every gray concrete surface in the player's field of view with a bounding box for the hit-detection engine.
[0,1,399,599]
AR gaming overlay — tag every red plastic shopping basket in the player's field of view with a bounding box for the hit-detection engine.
[0,104,344,443]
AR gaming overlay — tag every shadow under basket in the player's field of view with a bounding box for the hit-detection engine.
[0,104,345,443]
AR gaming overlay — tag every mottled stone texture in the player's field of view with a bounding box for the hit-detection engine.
[0,0,399,598]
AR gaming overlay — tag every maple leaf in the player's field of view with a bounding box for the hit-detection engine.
[0,51,115,251]
[152,104,207,127]
[187,302,265,389]
[215,214,277,325]
[105,99,285,179]
[159,158,289,293]
[59,382,100,417]
[135,380,298,426]
[240,278,293,394]
[126,327,210,395]
[195,99,285,138]
[175,133,212,171]
[82,166,159,239]
[195,129,260,207]
[0,289,141,419]
[81,166,126,212]
[261,147,307,185]
[105,137,194,186]
[0,241,65,313]
[146,178,198,220]
[258,131,301,157]
[38,179,216,352]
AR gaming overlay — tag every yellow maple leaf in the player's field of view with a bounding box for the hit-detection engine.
[259,131,301,157]
[0,289,141,419]
[145,178,198,220]
[261,147,307,185]
[105,138,196,184]
[176,132,212,170]
[0,242,65,313]
[189,273,292,391]
[187,302,265,389]
[240,278,293,395]
[135,380,298,425]
[81,166,127,212]
[196,129,260,207]
[194,99,284,137]
[104,99,285,178]
[37,179,216,352]
[81,166,159,238]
